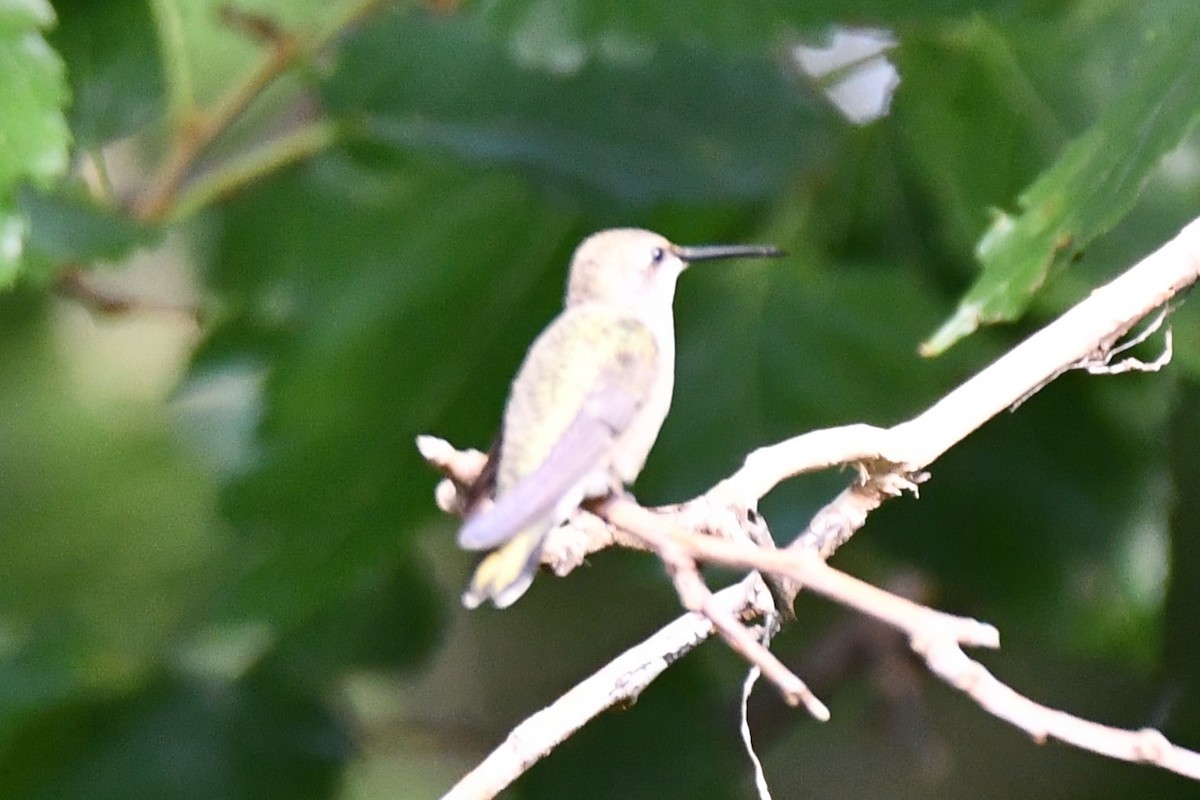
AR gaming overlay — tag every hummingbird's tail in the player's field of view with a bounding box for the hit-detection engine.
[461,526,546,609]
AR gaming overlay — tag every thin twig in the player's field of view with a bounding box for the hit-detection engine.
[602,498,1000,650]
[133,0,387,222]
[440,576,765,800]
[147,0,196,129]
[919,641,1200,779]
[167,121,338,222]
[671,561,829,720]
[133,31,302,221]
[55,267,203,323]
[591,498,825,715]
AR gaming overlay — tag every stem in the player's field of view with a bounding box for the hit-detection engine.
[132,0,392,223]
[168,121,339,222]
[84,149,117,204]
[147,0,196,129]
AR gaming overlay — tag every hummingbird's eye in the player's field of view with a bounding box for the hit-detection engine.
[649,247,665,266]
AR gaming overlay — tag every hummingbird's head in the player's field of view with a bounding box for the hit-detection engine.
[564,229,684,311]
[564,229,783,311]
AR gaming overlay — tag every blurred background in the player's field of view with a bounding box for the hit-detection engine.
[2,0,1200,797]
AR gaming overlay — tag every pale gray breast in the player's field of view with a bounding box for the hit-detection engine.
[610,319,674,484]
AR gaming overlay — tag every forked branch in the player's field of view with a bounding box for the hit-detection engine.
[425,215,1200,799]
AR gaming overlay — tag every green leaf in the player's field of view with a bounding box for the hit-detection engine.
[466,0,1018,57]
[16,185,159,283]
[324,12,836,204]
[470,0,786,56]
[48,0,165,147]
[260,563,445,675]
[891,16,1065,262]
[923,1,1200,354]
[0,0,54,30]
[0,0,70,288]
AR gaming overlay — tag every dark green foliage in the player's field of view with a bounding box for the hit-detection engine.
[1,0,1198,797]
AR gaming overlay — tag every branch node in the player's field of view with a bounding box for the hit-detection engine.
[1134,728,1171,763]
[934,646,987,693]
[218,5,291,47]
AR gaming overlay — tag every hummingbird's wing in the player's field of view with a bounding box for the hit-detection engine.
[457,314,658,552]
[456,379,644,551]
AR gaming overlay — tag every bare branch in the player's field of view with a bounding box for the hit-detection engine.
[572,517,1200,780]
[440,576,765,800]
[600,498,827,717]
[425,215,1200,796]
[672,567,828,720]
[920,640,1200,779]
[132,0,386,222]
[600,503,1000,651]
[55,267,204,324]
[717,215,1200,511]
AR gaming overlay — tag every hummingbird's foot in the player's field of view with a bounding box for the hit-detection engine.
[540,511,615,576]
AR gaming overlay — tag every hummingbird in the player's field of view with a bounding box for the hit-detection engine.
[458,228,783,609]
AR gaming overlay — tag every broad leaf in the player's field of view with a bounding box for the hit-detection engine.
[923,1,1200,354]
[324,11,837,204]
[0,0,70,287]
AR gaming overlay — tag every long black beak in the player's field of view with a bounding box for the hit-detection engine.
[673,243,785,262]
